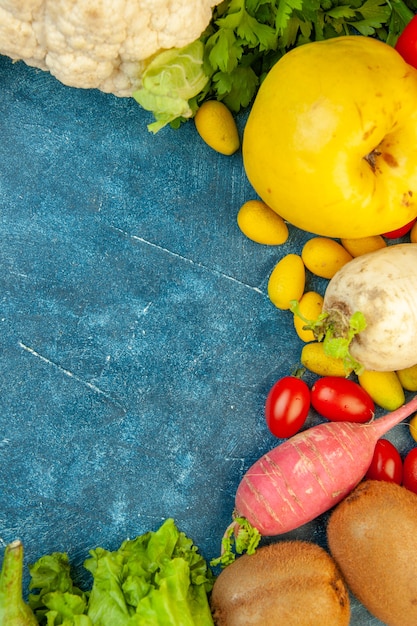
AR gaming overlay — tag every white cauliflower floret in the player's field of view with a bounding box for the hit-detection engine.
[0,0,220,96]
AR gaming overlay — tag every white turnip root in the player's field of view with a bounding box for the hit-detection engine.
[316,243,417,372]
[232,393,417,541]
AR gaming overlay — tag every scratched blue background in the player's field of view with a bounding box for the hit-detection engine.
[0,54,412,624]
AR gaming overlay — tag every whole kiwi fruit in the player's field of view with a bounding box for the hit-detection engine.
[210,540,350,625]
[327,479,417,626]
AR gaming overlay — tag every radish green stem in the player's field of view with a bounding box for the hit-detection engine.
[211,516,261,568]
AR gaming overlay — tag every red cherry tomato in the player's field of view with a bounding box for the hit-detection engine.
[365,439,403,485]
[382,218,416,239]
[310,376,374,423]
[265,376,310,438]
[395,15,417,69]
[402,447,417,494]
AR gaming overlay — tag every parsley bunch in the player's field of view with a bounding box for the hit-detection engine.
[193,0,417,114]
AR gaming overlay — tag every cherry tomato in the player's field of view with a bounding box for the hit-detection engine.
[365,439,403,485]
[395,15,417,69]
[382,218,416,239]
[403,447,417,495]
[265,376,310,438]
[310,376,374,423]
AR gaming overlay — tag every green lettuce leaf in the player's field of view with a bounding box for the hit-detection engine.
[42,592,91,626]
[28,518,215,626]
[28,552,88,625]
[84,518,215,626]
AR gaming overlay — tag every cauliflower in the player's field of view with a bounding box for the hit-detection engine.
[0,0,221,96]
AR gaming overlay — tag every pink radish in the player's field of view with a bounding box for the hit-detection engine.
[235,394,417,537]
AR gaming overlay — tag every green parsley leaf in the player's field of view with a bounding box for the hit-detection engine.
[213,65,259,110]
[206,28,243,73]
[353,0,393,34]
[275,0,304,32]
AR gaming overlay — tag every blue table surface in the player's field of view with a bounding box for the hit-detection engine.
[0,54,412,624]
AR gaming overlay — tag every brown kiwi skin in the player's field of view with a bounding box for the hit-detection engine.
[327,479,417,626]
[210,540,350,626]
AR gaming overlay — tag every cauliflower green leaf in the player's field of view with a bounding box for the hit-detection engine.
[133,41,209,133]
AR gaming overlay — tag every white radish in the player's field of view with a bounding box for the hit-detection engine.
[234,394,417,537]
[317,243,417,372]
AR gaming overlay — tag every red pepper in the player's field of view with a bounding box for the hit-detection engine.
[395,14,417,68]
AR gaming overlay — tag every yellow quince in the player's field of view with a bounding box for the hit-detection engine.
[242,36,417,238]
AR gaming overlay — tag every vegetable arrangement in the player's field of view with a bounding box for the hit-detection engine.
[2,0,417,133]
[0,518,215,625]
[265,374,413,473]
[231,393,417,541]
[209,375,417,623]
[212,21,417,611]
[260,238,417,389]
[4,7,417,626]
[210,477,417,625]
[231,136,417,568]
[246,214,417,384]
[137,0,417,131]
[221,159,417,572]
[222,62,417,615]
